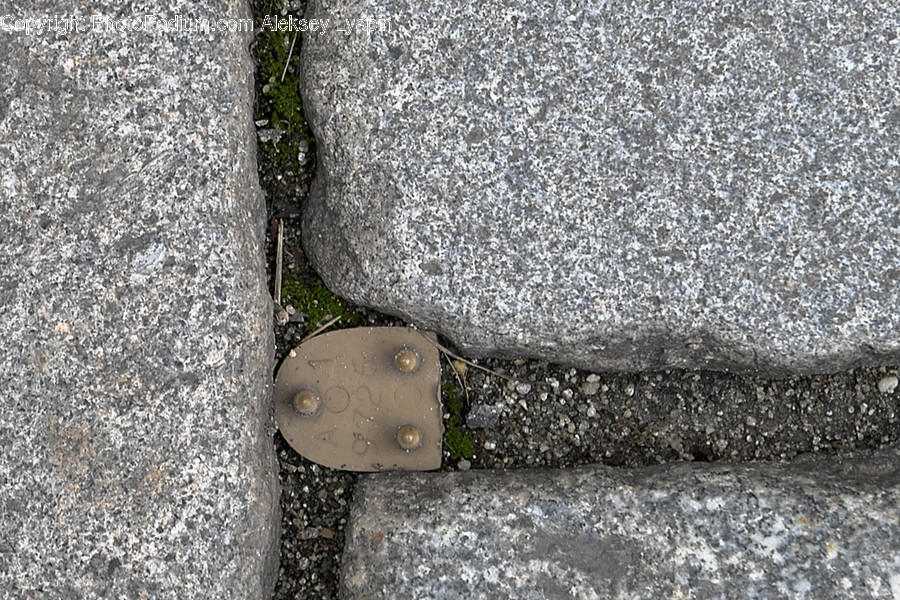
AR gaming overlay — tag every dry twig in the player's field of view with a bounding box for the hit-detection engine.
[300,315,342,342]
[431,340,517,384]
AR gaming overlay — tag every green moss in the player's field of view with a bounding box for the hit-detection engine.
[441,384,476,460]
[442,383,462,412]
[256,2,315,171]
[281,276,364,330]
[444,418,476,461]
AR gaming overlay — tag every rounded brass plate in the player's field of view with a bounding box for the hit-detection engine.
[275,327,443,471]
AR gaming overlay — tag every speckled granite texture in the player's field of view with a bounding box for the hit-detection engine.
[301,0,900,376]
[0,1,280,598]
[343,450,900,599]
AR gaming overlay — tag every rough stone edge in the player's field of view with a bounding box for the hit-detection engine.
[230,0,282,594]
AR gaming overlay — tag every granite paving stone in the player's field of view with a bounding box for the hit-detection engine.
[301,0,900,376]
[342,450,900,599]
[0,1,280,597]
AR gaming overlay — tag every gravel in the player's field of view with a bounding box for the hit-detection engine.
[251,3,900,599]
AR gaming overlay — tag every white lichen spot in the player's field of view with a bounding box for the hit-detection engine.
[825,539,838,560]
[131,242,167,278]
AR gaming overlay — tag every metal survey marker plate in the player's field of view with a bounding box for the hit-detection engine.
[275,327,443,471]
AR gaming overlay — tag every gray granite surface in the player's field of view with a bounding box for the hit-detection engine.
[301,0,900,376]
[342,450,900,599]
[0,1,280,598]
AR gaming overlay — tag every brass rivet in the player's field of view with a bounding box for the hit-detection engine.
[393,348,419,373]
[292,389,319,415]
[396,424,421,450]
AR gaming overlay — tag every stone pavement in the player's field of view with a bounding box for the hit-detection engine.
[2,0,899,598]
[343,450,900,599]
[301,0,900,377]
[0,1,279,598]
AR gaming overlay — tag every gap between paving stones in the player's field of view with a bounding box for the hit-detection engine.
[250,2,900,598]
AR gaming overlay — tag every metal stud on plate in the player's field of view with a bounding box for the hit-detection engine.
[275,327,443,471]
[396,424,422,450]
[394,348,419,373]
[292,389,319,415]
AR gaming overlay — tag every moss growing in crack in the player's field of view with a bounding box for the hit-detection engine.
[281,276,364,331]
[256,2,315,172]
[442,383,476,461]
[443,383,463,413]
[444,419,476,461]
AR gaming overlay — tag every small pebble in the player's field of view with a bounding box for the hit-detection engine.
[515,382,532,395]
[274,303,289,326]
[452,360,468,376]
[457,459,471,471]
[877,375,898,394]
[581,381,601,396]
[467,404,502,429]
